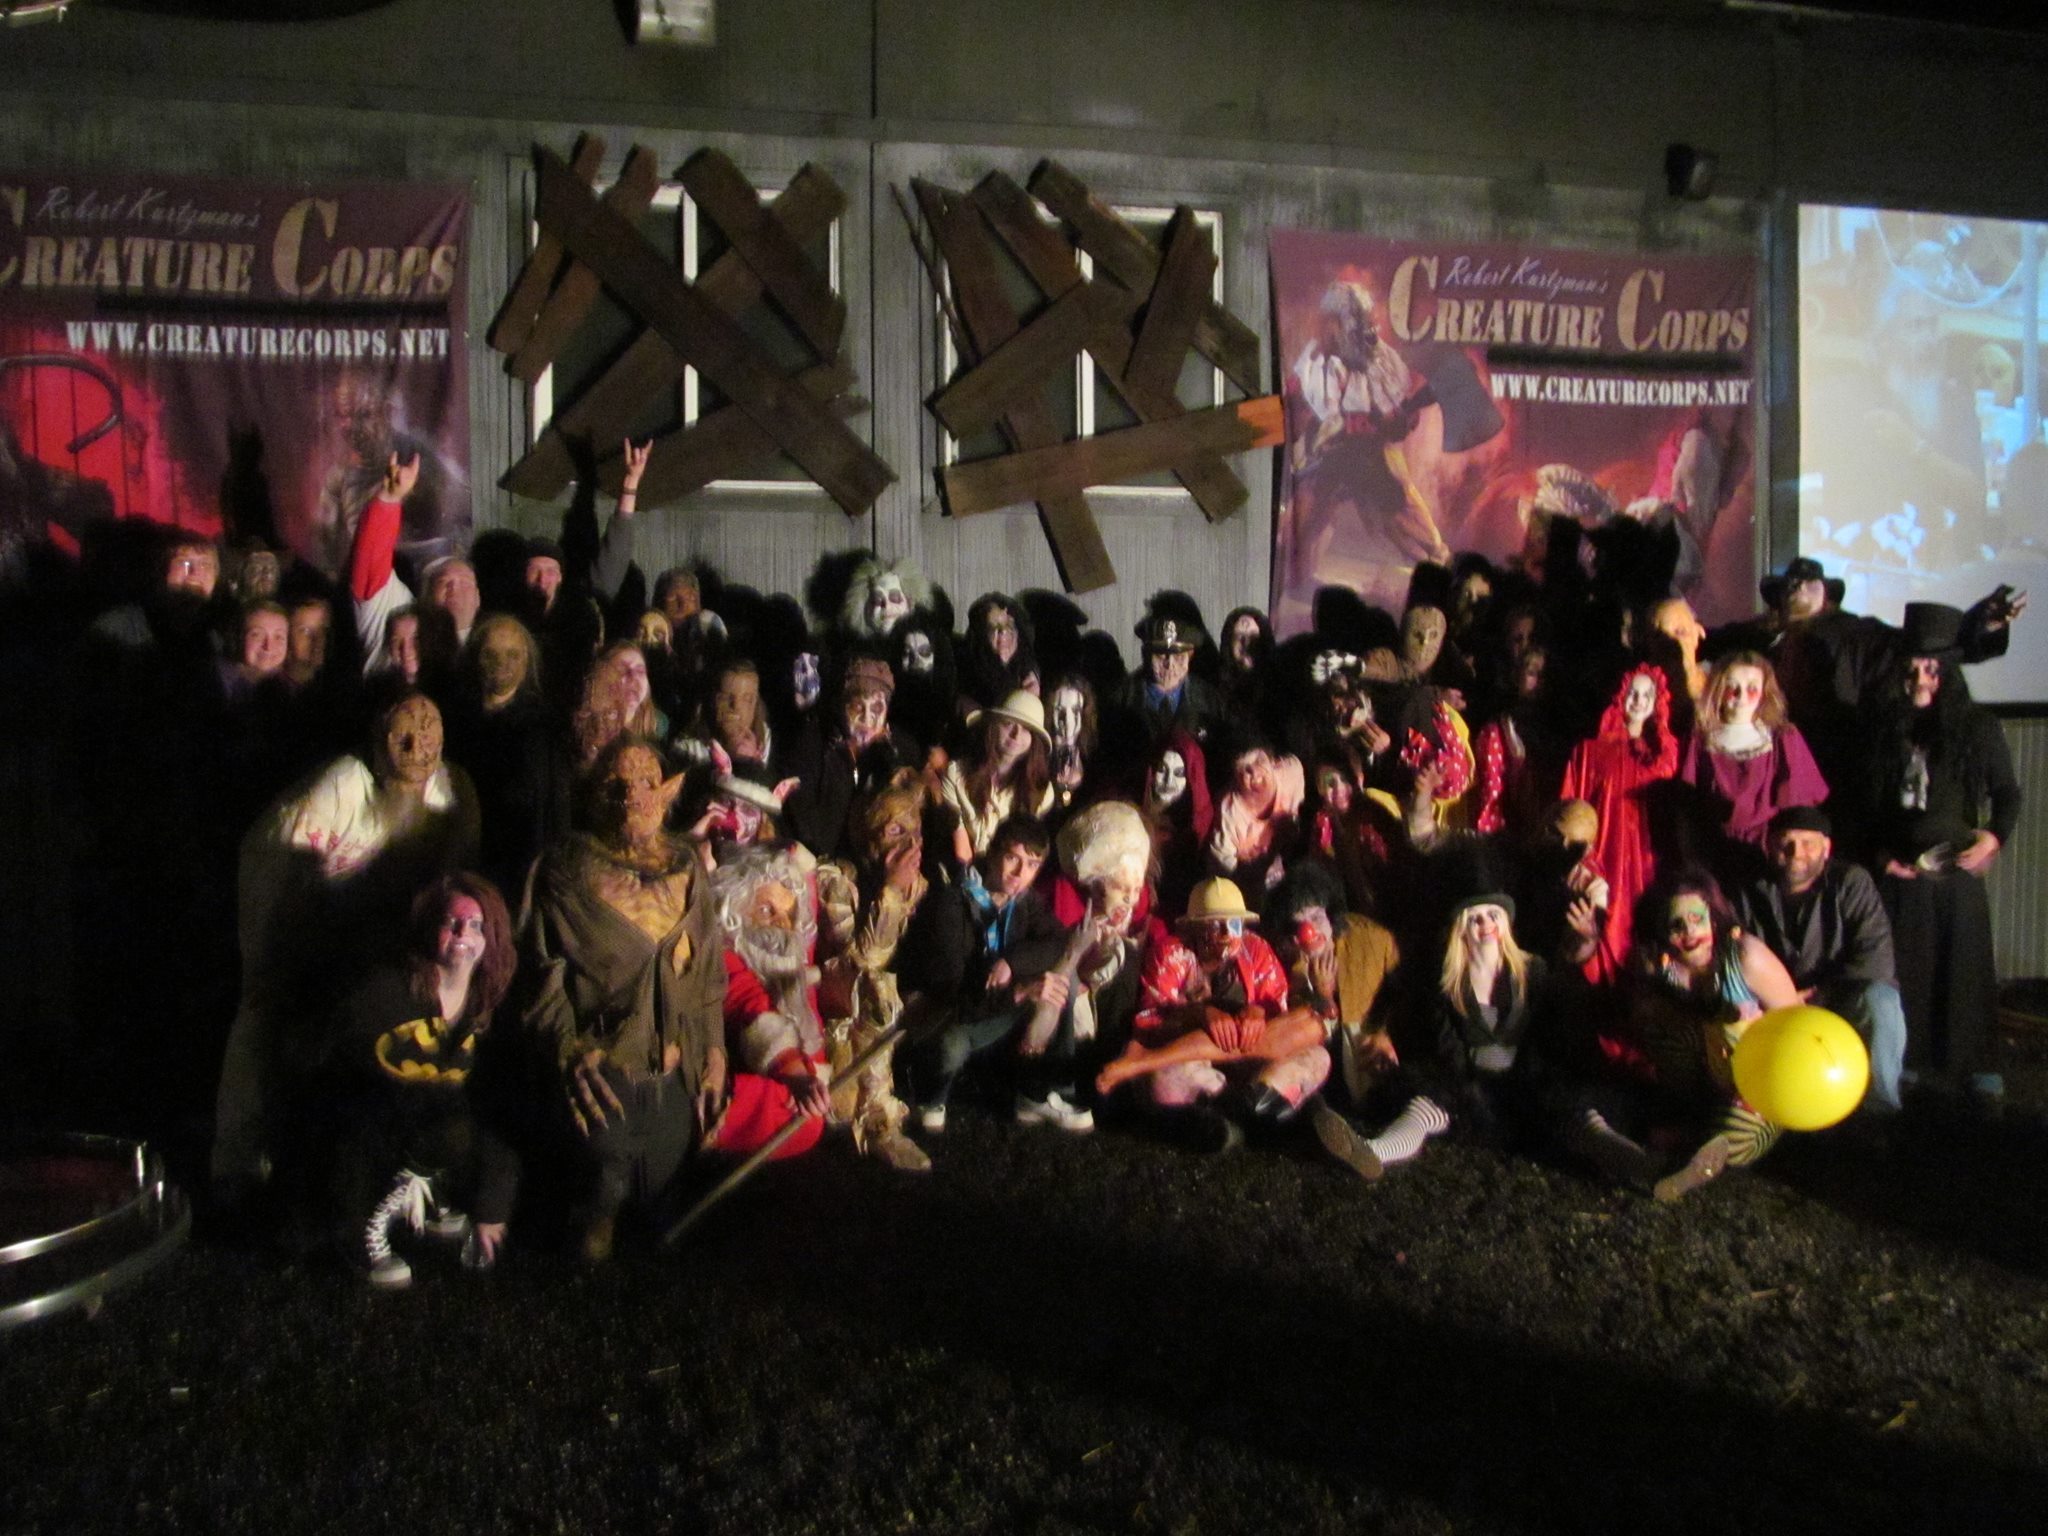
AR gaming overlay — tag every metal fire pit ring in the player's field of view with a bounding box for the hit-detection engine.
[0,1133,190,1330]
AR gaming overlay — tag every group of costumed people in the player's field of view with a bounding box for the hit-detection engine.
[48,442,2028,1286]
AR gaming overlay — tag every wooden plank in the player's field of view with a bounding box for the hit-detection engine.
[488,133,606,358]
[973,172,1245,522]
[509,145,662,384]
[917,179,1114,592]
[597,360,862,502]
[1028,160,1263,396]
[930,280,1134,440]
[1123,209,1214,402]
[535,148,892,517]
[503,170,845,501]
[679,148,845,360]
[942,396,1282,516]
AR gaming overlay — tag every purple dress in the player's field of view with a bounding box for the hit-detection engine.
[1679,724,1828,849]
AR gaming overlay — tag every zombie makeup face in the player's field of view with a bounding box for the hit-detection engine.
[714,669,761,746]
[843,684,890,751]
[1402,605,1447,675]
[636,610,673,651]
[1772,829,1831,894]
[599,744,671,849]
[900,628,936,676]
[428,560,481,632]
[1146,647,1191,692]
[792,652,822,711]
[241,611,288,675]
[1907,656,1942,710]
[379,696,444,790]
[866,573,910,634]
[385,615,423,683]
[1667,894,1714,964]
[1049,685,1084,749]
[1150,748,1188,807]
[524,555,563,610]
[436,894,487,971]
[1090,871,1144,936]
[983,605,1020,664]
[1623,672,1657,730]
[165,543,220,601]
[478,621,530,706]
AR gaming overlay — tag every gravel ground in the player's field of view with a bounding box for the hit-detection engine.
[6,1100,2048,1536]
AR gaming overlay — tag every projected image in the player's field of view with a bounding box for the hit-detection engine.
[1799,204,2047,703]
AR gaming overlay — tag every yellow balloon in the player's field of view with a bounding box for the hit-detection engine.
[1732,1006,1870,1131]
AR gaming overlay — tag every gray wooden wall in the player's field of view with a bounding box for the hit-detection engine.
[4,0,2048,971]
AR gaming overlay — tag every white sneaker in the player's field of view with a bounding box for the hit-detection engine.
[917,1103,947,1134]
[362,1169,431,1288]
[1015,1091,1095,1134]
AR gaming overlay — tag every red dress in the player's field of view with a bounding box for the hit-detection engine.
[1559,666,1679,985]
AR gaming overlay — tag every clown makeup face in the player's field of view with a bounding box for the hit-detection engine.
[380,696,443,790]
[866,573,910,634]
[1907,656,1942,710]
[428,560,480,631]
[385,615,423,683]
[900,628,935,676]
[1772,829,1831,894]
[636,610,673,651]
[599,744,670,848]
[1623,673,1657,730]
[714,669,760,746]
[288,601,330,678]
[1151,748,1188,807]
[1292,905,1333,960]
[478,622,529,706]
[1462,903,1508,951]
[1146,647,1191,692]
[792,652,822,711]
[983,605,1019,664]
[1402,605,1447,674]
[1227,615,1262,670]
[1192,917,1245,969]
[1715,664,1765,729]
[241,611,288,675]
[844,685,889,750]
[436,894,487,970]
[1049,685,1084,749]
[1667,894,1714,964]
[165,543,220,601]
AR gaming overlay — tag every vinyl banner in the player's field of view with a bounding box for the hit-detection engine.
[1270,230,1759,633]
[0,170,469,578]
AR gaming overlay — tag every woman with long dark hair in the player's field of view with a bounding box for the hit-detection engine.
[939,689,1055,868]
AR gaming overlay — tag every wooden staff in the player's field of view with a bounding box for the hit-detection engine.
[659,1021,907,1249]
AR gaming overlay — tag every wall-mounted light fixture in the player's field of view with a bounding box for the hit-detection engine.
[632,0,714,47]
[4,0,77,25]
[1664,143,1719,201]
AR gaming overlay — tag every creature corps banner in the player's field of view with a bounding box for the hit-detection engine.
[0,170,469,579]
[1269,229,1760,633]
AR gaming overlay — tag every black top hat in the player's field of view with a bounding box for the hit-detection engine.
[1900,602,1966,659]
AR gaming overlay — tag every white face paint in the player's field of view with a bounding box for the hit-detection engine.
[1623,673,1656,727]
[1050,685,1084,748]
[1151,748,1188,806]
[866,573,910,634]
[901,630,935,675]
[792,652,821,711]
